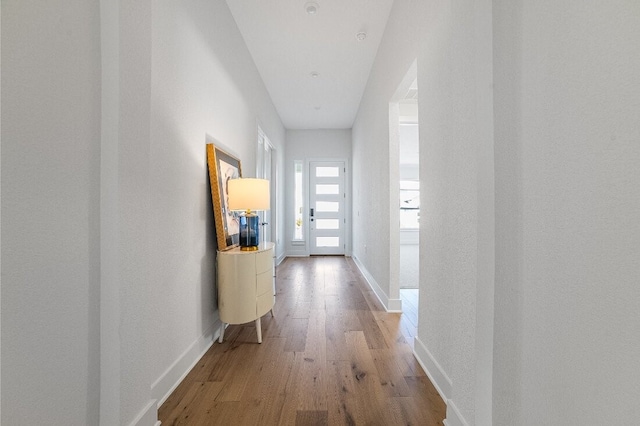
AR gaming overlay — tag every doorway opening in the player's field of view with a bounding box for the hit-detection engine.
[257,127,276,245]
[389,62,419,344]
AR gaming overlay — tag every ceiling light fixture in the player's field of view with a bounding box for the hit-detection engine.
[305,2,319,15]
[356,32,367,41]
[310,71,319,78]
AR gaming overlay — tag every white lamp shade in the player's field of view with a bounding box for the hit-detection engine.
[228,178,270,211]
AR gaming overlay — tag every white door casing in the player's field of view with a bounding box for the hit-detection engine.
[257,128,275,244]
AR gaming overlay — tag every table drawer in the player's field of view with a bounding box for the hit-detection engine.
[255,247,273,274]
[256,270,272,296]
[256,291,274,318]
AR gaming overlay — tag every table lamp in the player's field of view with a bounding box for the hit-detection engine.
[228,178,270,251]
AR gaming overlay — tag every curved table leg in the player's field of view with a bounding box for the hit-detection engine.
[218,322,225,343]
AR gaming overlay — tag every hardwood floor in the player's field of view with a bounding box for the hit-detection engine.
[159,256,445,425]
[399,289,419,349]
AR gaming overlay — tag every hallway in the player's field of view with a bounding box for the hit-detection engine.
[159,256,444,425]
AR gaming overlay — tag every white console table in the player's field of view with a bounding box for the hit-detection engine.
[216,242,275,343]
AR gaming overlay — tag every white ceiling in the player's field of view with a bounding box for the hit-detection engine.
[226,0,395,130]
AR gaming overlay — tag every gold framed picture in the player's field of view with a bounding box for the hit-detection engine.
[206,143,242,250]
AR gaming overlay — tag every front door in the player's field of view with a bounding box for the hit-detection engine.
[309,161,345,255]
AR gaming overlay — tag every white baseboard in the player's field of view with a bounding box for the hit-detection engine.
[351,255,402,313]
[275,253,286,265]
[150,316,220,408]
[400,229,419,245]
[387,298,402,312]
[413,336,452,402]
[413,337,470,426]
[128,399,158,426]
[444,399,469,426]
[284,253,308,258]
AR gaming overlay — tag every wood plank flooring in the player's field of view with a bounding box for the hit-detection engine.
[159,256,445,426]
[399,289,419,349]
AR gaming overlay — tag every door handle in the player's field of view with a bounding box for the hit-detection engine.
[310,208,314,222]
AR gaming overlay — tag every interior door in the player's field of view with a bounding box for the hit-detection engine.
[309,161,345,255]
[257,130,274,244]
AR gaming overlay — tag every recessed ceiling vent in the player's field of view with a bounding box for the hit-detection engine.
[305,2,319,15]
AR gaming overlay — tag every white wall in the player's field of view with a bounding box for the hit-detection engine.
[400,124,419,181]
[3,0,285,424]
[355,0,640,425]
[284,129,351,256]
[2,0,102,424]
[352,0,494,424]
[493,1,640,424]
[351,8,413,311]
[109,0,285,424]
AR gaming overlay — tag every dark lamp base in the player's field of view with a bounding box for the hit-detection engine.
[239,213,260,250]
